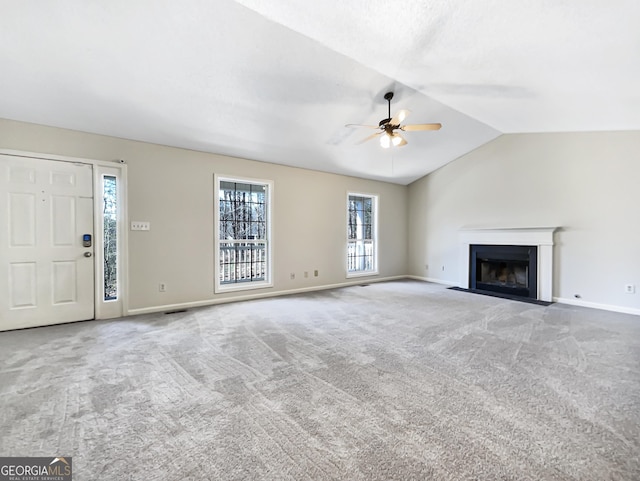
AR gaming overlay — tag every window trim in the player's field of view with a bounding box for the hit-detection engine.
[214,174,273,293]
[93,164,127,319]
[346,191,379,278]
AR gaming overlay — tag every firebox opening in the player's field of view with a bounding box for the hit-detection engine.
[470,245,537,300]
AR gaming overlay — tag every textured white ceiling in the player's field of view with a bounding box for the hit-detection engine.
[1,0,638,184]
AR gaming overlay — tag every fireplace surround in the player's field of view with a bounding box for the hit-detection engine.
[459,228,557,302]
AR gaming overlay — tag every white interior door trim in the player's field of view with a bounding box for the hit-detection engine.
[0,149,128,320]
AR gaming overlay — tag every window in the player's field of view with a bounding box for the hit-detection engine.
[95,162,125,320]
[215,176,272,292]
[347,193,377,276]
[102,175,118,301]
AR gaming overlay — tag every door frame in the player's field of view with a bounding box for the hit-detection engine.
[0,149,128,320]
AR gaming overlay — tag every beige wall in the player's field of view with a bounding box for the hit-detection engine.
[3,117,638,315]
[1,118,408,312]
[408,131,640,313]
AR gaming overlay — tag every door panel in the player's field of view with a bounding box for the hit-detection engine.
[52,195,76,246]
[9,262,37,308]
[52,261,77,304]
[0,155,94,331]
[9,193,36,246]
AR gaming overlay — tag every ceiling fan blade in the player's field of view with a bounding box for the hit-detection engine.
[345,123,379,129]
[401,123,442,131]
[390,109,411,126]
[357,131,383,144]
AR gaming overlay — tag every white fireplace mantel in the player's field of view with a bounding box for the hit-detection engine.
[459,227,558,302]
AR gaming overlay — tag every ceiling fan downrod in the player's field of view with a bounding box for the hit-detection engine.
[379,92,394,127]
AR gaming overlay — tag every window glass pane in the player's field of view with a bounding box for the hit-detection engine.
[347,240,375,272]
[103,175,117,300]
[219,241,267,284]
[347,194,376,273]
[234,182,253,193]
[220,180,236,191]
[218,178,270,287]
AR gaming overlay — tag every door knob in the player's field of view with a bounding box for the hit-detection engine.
[84,252,92,258]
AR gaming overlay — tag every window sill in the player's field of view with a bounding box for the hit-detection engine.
[215,281,273,294]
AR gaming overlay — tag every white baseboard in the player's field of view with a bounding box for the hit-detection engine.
[125,276,640,318]
[126,275,407,316]
[554,297,640,316]
[412,278,640,316]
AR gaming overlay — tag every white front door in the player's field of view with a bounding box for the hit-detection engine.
[0,155,95,331]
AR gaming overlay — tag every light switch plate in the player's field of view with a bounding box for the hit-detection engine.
[131,221,150,231]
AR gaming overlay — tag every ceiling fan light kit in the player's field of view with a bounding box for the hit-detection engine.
[347,91,442,148]
[380,132,404,148]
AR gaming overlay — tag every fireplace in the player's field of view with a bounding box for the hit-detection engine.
[469,245,537,299]
[459,227,557,302]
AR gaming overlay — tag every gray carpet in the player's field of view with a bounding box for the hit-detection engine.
[1,280,639,480]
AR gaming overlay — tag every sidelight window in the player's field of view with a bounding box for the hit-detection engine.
[102,175,118,301]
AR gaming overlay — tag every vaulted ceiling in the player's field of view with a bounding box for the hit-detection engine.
[1,1,638,184]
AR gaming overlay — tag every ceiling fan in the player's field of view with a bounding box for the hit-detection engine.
[347,92,441,148]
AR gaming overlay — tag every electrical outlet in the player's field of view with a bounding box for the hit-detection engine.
[290,273,295,280]
[159,283,166,292]
[425,264,429,270]
[131,221,150,231]
[625,284,635,294]
[314,270,319,277]
[304,271,308,278]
